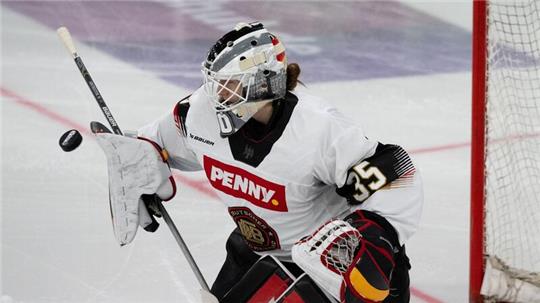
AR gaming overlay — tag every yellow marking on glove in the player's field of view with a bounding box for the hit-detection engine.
[348,267,389,302]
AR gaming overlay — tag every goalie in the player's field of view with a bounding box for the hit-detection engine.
[114,22,422,302]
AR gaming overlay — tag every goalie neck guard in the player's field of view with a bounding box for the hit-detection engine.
[202,22,287,137]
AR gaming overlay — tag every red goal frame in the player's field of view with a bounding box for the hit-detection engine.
[470,1,487,302]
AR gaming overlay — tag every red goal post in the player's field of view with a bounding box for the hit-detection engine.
[470,1,540,302]
[470,1,487,301]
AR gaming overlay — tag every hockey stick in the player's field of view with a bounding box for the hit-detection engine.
[57,27,122,136]
[57,26,212,294]
[157,201,211,291]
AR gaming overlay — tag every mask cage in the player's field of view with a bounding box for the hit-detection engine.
[202,69,254,112]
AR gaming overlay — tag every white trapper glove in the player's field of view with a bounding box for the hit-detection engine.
[95,133,176,246]
[292,219,361,301]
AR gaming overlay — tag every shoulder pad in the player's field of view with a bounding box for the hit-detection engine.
[173,95,191,136]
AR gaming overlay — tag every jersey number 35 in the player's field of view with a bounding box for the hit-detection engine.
[347,161,387,202]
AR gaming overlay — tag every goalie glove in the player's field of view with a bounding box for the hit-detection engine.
[292,211,397,302]
[292,219,360,300]
[94,131,176,246]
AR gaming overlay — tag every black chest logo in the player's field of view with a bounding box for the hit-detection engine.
[189,133,215,146]
[243,145,255,160]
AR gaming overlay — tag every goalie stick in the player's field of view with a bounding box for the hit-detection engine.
[56,26,214,298]
[57,27,122,135]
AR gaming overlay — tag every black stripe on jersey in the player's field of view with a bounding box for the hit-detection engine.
[228,92,298,167]
[173,95,191,136]
[337,143,416,204]
[371,143,416,180]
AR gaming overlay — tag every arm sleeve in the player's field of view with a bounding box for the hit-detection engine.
[312,108,378,187]
[355,170,423,245]
[137,101,202,171]
[312,108,423,245]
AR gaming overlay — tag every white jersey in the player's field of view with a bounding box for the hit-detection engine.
[138,87,423,260]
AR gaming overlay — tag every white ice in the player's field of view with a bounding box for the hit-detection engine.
[2,3,473,303]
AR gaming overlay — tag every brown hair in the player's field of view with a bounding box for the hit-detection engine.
[286,63,302,91]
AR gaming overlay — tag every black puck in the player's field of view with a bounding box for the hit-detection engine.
[59,129,82,152]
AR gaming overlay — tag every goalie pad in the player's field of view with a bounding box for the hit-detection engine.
[220,255,333,303]
[274,273,334,303]
[220,255,295,303]
[95,132,176,246]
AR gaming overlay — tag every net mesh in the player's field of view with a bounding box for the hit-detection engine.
[484,0,540,297]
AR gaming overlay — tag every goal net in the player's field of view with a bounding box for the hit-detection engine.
[471,1,540,302]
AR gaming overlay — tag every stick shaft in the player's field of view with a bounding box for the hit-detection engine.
[57,26,121,135]
[73,56,123,135]
[158,202,211,291]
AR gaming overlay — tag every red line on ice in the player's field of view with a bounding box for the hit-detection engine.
[2,85,448,303]
[409,142,470,154]
[173,173,219,199]
[1,87,91,136]
[411,288,445,303]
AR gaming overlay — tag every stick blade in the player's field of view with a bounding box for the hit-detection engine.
[90,121,112,134]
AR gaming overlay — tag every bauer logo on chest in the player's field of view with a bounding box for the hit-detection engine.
[203,155,288,212]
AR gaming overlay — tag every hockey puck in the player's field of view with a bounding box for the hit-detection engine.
[59,129,82,152]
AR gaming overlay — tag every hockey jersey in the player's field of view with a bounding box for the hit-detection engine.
[138,87,423,260]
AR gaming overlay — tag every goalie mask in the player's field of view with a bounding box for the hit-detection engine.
[202,22,287,137]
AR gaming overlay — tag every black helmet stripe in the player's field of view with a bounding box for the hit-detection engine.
[205,22,266,68]
[210,31,273,72]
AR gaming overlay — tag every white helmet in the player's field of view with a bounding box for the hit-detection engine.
[202,22,287,137]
